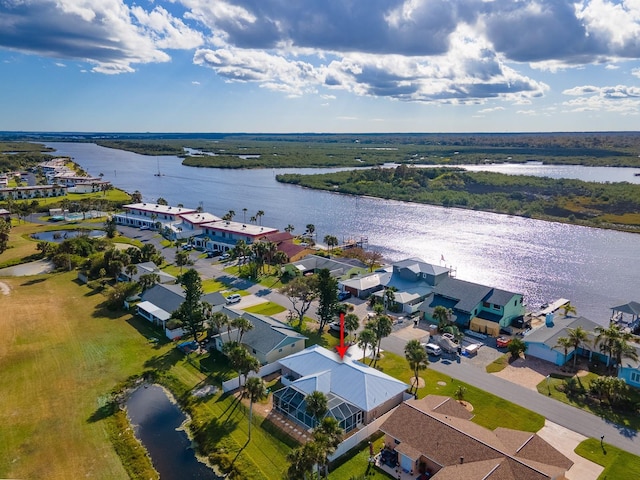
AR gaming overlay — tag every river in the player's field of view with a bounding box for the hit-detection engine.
[46,142,640,324]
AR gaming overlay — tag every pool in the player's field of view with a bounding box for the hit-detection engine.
[31,229,105,243]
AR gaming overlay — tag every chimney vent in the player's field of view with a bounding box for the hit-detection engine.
[460,457,464,464]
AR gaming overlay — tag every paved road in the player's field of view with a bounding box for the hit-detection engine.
[123,225,640,456]
[381,329,640,456]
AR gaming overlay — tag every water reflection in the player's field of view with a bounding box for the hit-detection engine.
[45,142,640,324]
[126,384,221,480]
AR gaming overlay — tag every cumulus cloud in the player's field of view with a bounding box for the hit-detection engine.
[562,84,640,114]
[2,0,640,107]
[0,0,203,73]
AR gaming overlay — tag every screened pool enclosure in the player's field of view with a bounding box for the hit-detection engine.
[272,386,363,433]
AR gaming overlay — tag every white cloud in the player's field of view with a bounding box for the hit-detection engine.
[633,68,640,78]
[54,62,66,67]
[562,83,640,113]
[478,106,505,113]
[192,80,200,85]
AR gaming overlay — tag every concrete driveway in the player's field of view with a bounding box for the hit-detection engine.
[537,421,604,480]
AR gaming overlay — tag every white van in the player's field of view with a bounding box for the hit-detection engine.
[226,294,241,304]
[425,343,442,356]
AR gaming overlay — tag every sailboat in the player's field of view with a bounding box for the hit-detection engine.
[154,159,163,177]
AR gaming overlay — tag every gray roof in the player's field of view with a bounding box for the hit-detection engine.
[128,261,175,284]
[433,277,520,313]
[215,308,307,356]
[291,254,366,276]
[278,345,408,412]
[139,283,226,315]
[140,283,185,313]
[393,257,450,277]
[523,316,601,350]
[612,301,640,316]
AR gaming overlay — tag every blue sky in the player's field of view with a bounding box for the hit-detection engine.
[1,0,640,133]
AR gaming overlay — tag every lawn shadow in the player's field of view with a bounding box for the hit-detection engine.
[21,278,46,286]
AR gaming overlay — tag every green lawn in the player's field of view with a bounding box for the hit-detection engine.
[330,433,392,480]
[575,438,640,479]
[243,301,287,316]
[376,352,545,432]
[536,372,640,431]
[485,354,509,373]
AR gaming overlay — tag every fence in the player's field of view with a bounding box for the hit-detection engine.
[221,362,282,393]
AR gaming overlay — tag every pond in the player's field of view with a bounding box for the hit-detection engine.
[126,384,222,480]
[31,229,105,243]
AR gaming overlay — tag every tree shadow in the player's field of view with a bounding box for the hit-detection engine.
[21,278,46,286]
[144,348,183,371]
[125,316,170,349]
[87,400,117,423]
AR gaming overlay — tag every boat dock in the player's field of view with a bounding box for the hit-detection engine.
[535,298,570,317]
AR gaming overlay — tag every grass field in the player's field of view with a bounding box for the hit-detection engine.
[575,438,640,479]
[0,271,157,479]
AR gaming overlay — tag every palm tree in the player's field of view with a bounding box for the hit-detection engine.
[256,210,265,226]
[313,416,343,478]
[242,207,248,224]
[383,286,397,312]
[208,311,230,339]
[124,264,138,280]
[250,215,257,224]
[231,316,254,343]
[612,340,639,374]
[344,313,360,342]
[175,250,190,273]
[245,377,267,441]
[273,250,289,271]
[563,302,577,317]
[369,314,393,367]
[357,327,377,364]
[285,224,295,234]
[432,305,453,331]
[305,390,328,428]
[138,273,160,291]
[554,336,574,367]
[595,324,623,370]
[323,235,338,252]
[566,326,590,370]
[405,339,428,393]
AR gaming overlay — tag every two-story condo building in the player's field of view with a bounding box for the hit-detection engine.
[0,185,68,201]
[113,203,197,230]
[199,220,278,253]
[175,212,222,242]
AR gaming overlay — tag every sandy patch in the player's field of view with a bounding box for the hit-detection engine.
[491,356,568,391]
[392,325,430,342]
[0,281,9,295]
[537,420,604,480]
[410,376,425,389]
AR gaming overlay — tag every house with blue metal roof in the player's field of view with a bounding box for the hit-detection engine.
[273,345,409,433]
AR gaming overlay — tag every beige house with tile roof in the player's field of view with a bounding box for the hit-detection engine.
[379,395,572,479]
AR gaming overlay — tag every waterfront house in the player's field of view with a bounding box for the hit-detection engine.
[211,307,307,365]
[199,220,278,253]
[379,395,572,479]
[113,203,197,230]
[273,345,408,434]
[259,231,312,263]
[617,343,640,389]
[283,254,368,279]
[522,315,601,366]
[67,180,111,193]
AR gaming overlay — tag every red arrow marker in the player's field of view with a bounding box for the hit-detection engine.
[335,312,348,359]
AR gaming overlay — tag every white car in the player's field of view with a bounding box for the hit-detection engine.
[225,294,241,304]
[424,343,442,356]
[329,321,341,332]
[219,253,231,261]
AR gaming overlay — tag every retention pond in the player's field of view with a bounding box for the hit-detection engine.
[126,384,221,480]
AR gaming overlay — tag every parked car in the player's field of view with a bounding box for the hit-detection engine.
[423,343,442,356]
[182,244,193,251]
[496,336,512,348]
[206,251,216,258]
[338,291,351,301]
[219,253,231,261]
[226,293,241,304]
[329,321,341,332]
[139,225,150,230]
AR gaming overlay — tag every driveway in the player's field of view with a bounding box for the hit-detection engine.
[0,259,54,276]
[537,421,604,480]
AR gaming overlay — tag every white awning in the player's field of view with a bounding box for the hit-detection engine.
[137,301,171,321]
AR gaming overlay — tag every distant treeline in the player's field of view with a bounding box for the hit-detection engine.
[85,133,640,169]
[0,142,56,173]
[276,165,640,233]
